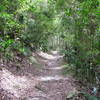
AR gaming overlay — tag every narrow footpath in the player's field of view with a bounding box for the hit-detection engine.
[0,51,77,100]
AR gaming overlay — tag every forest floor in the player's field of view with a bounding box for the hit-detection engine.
[0,51,83,100]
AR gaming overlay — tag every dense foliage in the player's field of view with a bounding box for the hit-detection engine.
[0,0,100,85]
[60,0,100,84]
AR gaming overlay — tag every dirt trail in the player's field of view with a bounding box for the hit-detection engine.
[0,51,77,100]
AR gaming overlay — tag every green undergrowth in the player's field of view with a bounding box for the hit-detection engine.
[62,64,75,76]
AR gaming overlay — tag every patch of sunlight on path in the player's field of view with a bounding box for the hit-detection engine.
[37,51,56,60]
[37,51,63,61]
[37,75,68,82]
[44,66,66,70]
[50,51,58,55]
